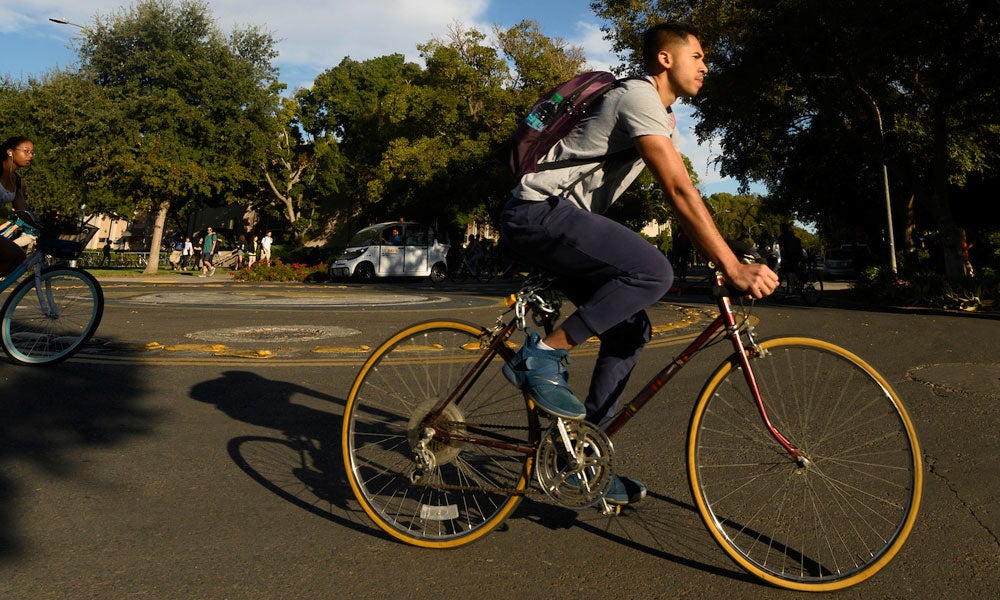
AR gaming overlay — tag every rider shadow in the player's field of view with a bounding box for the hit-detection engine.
[514,490,754,585]
[188,370,375,535]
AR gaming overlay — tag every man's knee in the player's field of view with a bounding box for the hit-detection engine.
[599,311,653,355]
[640,257,674,302]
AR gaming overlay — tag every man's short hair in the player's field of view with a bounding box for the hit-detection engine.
[642,22,699,73]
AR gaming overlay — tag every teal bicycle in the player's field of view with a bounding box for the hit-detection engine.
[0,210,104,365]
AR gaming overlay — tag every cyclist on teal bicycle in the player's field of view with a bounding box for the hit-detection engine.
[500,24,778,506]
[0,136,34,275]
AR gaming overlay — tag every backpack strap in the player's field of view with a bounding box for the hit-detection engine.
[534,77,655,173]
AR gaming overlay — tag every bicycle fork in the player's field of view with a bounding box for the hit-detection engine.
[719,295,806,465]
[30,266,60,320]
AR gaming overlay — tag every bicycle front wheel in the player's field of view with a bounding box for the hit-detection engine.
[343,320,538,548]
[1,266,104,365]
[687,337,922,591]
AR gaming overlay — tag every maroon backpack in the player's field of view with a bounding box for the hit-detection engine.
[500,71,629,181]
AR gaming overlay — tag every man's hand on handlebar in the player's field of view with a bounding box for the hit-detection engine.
[726,262,779,300]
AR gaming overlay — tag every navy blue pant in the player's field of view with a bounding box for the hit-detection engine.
[500,197,674,427]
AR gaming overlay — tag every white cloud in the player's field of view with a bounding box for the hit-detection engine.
[210,0,488,68]
[15,0,493,90]
[14,0,488,65]
[571,21,616,72]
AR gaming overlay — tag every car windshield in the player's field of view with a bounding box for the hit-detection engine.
[348,227,381,247]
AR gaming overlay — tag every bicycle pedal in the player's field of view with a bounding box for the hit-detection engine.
[598,498,621,516]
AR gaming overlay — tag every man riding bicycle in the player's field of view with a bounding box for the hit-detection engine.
[777,222,805,291]
[499,23,778,506]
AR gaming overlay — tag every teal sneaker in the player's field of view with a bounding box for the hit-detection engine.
[564,472,646,506]
[503,332,586,420]
[604,475,646,506]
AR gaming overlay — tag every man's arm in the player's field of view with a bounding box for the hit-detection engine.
[634,134,778,298]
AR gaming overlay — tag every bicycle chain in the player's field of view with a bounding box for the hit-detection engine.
[433,420,533,433]
[411,477,541,497]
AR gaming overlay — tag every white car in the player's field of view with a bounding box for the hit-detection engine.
[330,222,450,283]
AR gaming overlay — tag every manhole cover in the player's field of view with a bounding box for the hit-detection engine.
[187,325,361,343]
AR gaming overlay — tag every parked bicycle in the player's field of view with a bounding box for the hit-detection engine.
[342,247,922,592]
[0,210,104,365]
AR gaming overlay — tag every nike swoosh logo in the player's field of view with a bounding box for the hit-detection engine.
[532,376,566,387]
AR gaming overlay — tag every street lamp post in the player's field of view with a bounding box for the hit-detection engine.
[856,87,898,275]
[817,76,898,275]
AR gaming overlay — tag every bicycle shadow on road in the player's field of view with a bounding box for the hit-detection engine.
[188,370,379,537]
[514,491,755,585]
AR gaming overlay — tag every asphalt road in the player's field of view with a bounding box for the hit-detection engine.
[0,275,996,599]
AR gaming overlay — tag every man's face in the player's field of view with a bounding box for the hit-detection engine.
[666,35,708,98]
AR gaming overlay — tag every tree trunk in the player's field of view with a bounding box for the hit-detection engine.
[926,109,964,278]
[903,194,918,271]
[143,199,170,275]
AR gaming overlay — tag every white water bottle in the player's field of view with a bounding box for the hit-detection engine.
[525,93,563,131]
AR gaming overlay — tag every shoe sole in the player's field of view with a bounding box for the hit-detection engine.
[504,365,585,420]
[605,484,647,506]
[530,400,586,420]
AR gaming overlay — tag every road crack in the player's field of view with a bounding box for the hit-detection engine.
[923,453,999,548]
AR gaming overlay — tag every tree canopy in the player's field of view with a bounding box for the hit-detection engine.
[593,0,1000,276]
[4,2,996,279]
[3,0,282,272]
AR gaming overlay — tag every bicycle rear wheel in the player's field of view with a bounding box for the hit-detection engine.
[0,266,104,366]
[343,320,538,548]
[800,271,823,306]
[687,337,922,591]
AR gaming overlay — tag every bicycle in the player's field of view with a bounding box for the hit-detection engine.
[341,250,922,592]
[774,258,824,306]
[0,210,104,365]
[448,251,492,283]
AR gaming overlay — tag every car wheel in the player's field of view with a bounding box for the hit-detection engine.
[354,262,376,281]
[430,262,447,284]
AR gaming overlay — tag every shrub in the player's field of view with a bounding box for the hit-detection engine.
[852,265,999,311]
[231,259,327,282]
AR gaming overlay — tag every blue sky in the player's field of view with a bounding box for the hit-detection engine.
[1,0,750,195]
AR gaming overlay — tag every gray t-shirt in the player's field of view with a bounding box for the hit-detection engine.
[512,77,679,214]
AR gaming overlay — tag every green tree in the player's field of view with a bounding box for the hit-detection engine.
[70,0,281,273]
[299,22,590,237]
[593,0,1000,277]
[296,53,424,232]
[0,72,118,218]
[258,97,348,242]
[495,20,588,94]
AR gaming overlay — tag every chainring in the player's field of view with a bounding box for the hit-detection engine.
[534,419,614,509]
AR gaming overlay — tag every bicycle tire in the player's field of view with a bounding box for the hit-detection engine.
[0,266,104,366]
[687,337,922,591]
[475,264,494,283]
[343,320,538,548]
[801,271,823,306]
